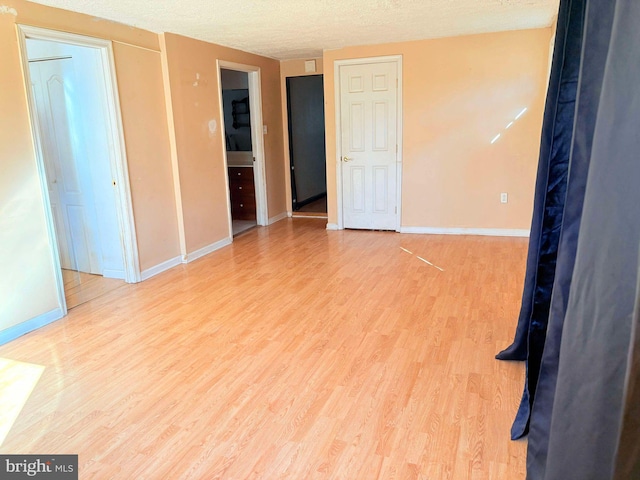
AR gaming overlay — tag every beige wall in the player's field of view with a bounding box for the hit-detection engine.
[162,33,287,254]
[0,7,59,330]
[279,58,324,212]
[113,43,180,270]
[0,0,178,334]
[324,28,552,230]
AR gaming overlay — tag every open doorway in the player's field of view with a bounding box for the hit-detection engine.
[287,75,327,217]
[218,61,269,238]
[19,26,139,312]
[220,69,256,236]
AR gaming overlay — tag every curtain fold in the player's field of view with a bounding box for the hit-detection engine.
[499,0,640,478]
[543,1,640,477]
[526,0,615,476]
[498,0,587,441]
[495,0,573,363]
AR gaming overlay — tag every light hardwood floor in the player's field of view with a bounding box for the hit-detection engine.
[294,195,328,218]
[0,219,527,479]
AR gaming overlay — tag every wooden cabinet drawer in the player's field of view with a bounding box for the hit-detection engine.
[231,189,254,203]
[228,166,256,220]
[231,177,254,189]
[230,182,254,195]
[228,167,254,182]
[231,198,256,219]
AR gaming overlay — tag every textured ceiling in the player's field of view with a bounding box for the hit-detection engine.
[27,0,559,60]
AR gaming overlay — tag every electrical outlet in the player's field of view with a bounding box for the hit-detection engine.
[500,193,508,204]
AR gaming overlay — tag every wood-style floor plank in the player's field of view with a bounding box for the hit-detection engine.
[0,219,527,479]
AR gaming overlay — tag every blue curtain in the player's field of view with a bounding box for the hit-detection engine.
[496,0,586,440]
[497,0,640,478]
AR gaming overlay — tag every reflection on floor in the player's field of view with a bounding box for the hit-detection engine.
[62,269,125,309]
[0,358,44,447]
[232,219,257,236]
[293,194,327,217]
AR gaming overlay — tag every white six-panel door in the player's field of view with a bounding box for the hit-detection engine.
[30,58,103,274]
[340,61,398,230]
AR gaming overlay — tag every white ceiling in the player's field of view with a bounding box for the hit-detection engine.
[27,0,559,60]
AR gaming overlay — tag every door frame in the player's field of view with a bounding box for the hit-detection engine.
[216,60,269,236]
[334,55,403,231]
[17,25,141,314]
[286,74,327,212]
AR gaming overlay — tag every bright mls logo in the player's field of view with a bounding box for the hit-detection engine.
[0,455,77,479]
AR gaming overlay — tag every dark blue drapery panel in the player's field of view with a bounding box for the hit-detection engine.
[526,1,615,477]
[497,0,640,475]
[495,0,573,363]
[543,1,640,477]
[502,0,586,440]
[500,0,640,476]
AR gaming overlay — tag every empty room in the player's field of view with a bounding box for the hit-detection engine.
[1,0,638,478]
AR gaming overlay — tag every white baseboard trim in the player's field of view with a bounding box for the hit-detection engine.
[140,255,182,281]
[326,223,340,231]
[292,214,328,219]
[102,269,125,280]
[268,211,288,225]
[400,226,530,237]
[0,308,64,346]
[140,237,235,280]
[185,237,232,263]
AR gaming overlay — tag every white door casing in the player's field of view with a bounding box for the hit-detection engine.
[217,60,269,236]
[337,59,401,231]
[18,25,141,318]
[29,58,103,274]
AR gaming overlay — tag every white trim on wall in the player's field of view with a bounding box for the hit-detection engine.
[17,27,142,303]
[400,226,530,237]
[327,224,528,236]
[215,61,235,240]
[141,235,240,280]
[101,35,141,283]
[268,212,288,225]
[291,214,328,219]
[159,33,188,261]
[333,55,403,232]
[16,30,68,317]
[103,269,126,280]
[0,308,64,346]
[140,255,182,281]
[217,60,269,234]
[184,237,233,263]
